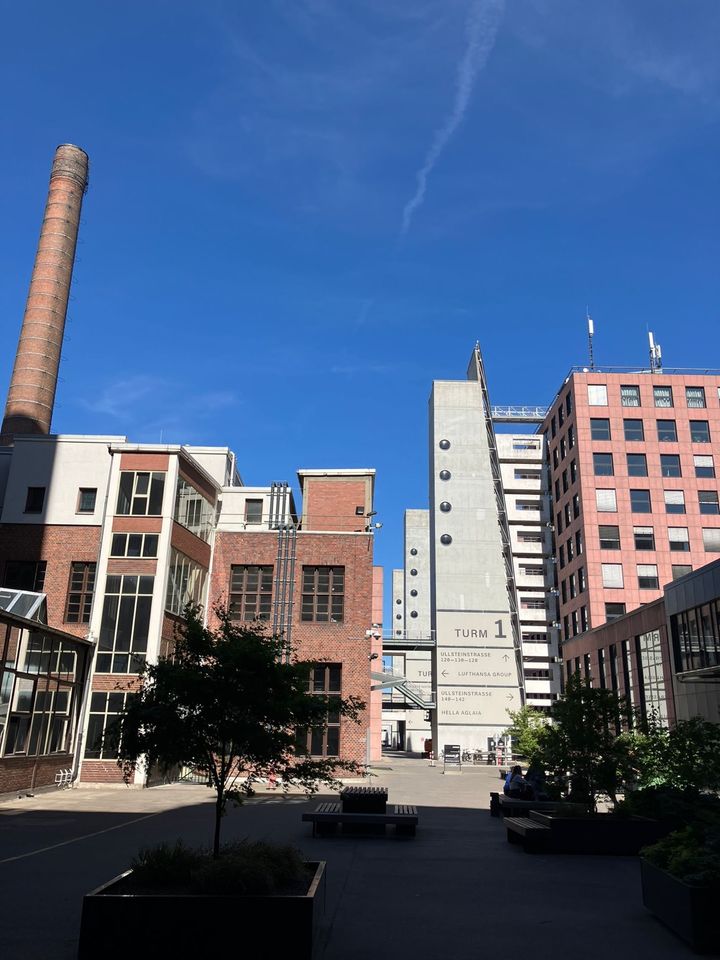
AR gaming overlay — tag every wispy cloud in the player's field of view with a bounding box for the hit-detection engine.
[400,0,505,236]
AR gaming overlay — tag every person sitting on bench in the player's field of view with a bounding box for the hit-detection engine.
[504,765,533,799]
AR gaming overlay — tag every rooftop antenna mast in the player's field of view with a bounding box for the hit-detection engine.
[648,331,663,373]
[587,308,595,371]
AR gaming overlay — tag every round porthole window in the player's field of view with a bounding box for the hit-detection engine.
[410,611,418,618]
[439,470,451,481]
[410,548,418,556]
[410,589,418,597]
[440,534,452,545]
[439,439,451,450]
[410,568,418,576]
[439,501,452,513]
[395,598,401,604]
[395,613,402,620]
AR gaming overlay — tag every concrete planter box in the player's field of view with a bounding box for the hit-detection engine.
[641,860,719,954]
[78,860,326,960]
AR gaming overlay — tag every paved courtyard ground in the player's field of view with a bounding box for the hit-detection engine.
[0,754,694,959]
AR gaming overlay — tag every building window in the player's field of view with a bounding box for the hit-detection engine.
[298,665,342,758]
[570,459,577,484]
[301,566,344,623]
[561,580,567,604]
[571,610,579,636]
[578,567,586,592]
[84,691,133,759]
[694,455,715,478]
[599,525,620,549]
[166,550,207,617]
[590,418,611,441]
[559,545,565,568]
[568,425,575,449]
[561,469,568,493]
[637,564,659,589]
[244,499,263,524]
[564,503,571,527]
[4,560,46,593]
[671,565,692,580]
[588,384,608,406]
[653,386,673,408]
[686,386,706,408]
[624,418,644,441]
[77,488,97,514]
[637,630,669,723]
[96,575,154,673]
[664,490,686,514]
[630,489,652,513]
[556,511,562,534]
[572,493,580,518]
[516,499,542,512]
[596,489,617,513]
[605,602,626,621]
[173,477,214,541]
[569,574,577,599]
[110,533,159,558]
[702,529,720,552]
[627,453,648,477]
[116,472,165,516]
[558,405,565,427]
[566,537,574,562]
[552,447,558,470]
[24,487,45,514]
[576,530,583,555]
[521,598,546,610]
[621,385,640,407]
[690,420,711,443]
[656,420,677,442]
[228,565,273,622]
[660,454,682,478]
[633,526,655,551]
[65,562,96,623]
[566,393,572,415]
[699,491,720,515]
[668,527,690,552]
[554,478,561,500]
[560,437,567,460]
[601,563,624,589]
[593,453,614,476]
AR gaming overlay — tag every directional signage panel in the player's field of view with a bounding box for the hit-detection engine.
[437,647,516,684]
[436,611,514,649]
[438,686,519,725]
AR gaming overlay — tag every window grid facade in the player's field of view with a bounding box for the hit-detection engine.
[228,565,273,622]
[65,562,96,623]
[301,566,345,623]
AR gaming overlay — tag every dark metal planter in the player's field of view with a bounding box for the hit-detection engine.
[528,813,666,855]
[78,860,326,960]
[641,859,719,954]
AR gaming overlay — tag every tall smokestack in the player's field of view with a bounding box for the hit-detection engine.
[1,144,89,440]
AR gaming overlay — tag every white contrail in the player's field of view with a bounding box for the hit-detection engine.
[400,0,505,236]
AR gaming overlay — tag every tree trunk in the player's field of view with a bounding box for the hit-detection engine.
[213,787,223,858]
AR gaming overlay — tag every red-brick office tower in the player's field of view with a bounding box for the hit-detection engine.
[210,470,378,767]
[542,369,720,650]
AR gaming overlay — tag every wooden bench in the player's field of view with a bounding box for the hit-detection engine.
[490,791,500,817]
[498,796,586,818]
[505,815,551,851]
[302,802,418,838]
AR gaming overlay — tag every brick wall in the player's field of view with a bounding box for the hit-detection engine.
[0,753,74,794]
[302,477,371,532]
[210,528,375,765]
[0,524,101,636]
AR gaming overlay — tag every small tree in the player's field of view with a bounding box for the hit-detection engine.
[503,706,548,762]
[629,713,720,795]
[118,606,365,856]
[538,674,631,811]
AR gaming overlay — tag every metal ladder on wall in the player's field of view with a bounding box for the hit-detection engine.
[270,481,297,661]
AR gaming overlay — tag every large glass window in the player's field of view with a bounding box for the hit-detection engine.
[624,419,644,441]
[633,526,655,550]
[627,454,648,477]
[24,487,46,514]
[228,565,273,622]
[110,533,159,558]
[297,664,342,758]
[301,567,344,623]
[630,489,652,513]
[660,454,682,478]
[590,418,611,441]
[174,476,214,541]
[165,550,207,617]
[637,630,668,723]
[84,691,133,760]
[703,528,720,552]
[699,492,720,515]
[4,561,46,593]
[668,527,690,552]
[653,386,673,408]
[637,564,659,589]
[596,489,617,512]
[686,386,706,408]
[694,455,715,478]
[664,490,686,514]
[657,420,677,442]
[671,565,692,580]
[601,563,624,589]
[599,525,620,549]
[96,575,154,673]
[621,385,640,407]
[65,562,96,623]
[690,420,711,443]
[588,384,608,406]
[116,472,165,516]
[593,453,614,476]
[606,602,626,621]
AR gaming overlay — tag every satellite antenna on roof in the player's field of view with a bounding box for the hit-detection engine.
[587,308,595,370]
[649,331,663,373]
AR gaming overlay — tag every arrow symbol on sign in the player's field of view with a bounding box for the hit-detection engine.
[502,654,509,662]
[441,670,448,678]
[506,694,514,701]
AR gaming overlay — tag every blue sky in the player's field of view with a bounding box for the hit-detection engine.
[1,1,719,621]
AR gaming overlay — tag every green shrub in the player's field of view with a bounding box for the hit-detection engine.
[129,840,307,895]
[620,785,720,829]
[643,826,720,888]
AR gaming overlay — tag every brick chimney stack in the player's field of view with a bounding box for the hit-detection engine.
[1,144,89,441]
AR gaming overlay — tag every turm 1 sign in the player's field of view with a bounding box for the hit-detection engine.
[438,686,519,725]
[436,611,514,649]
